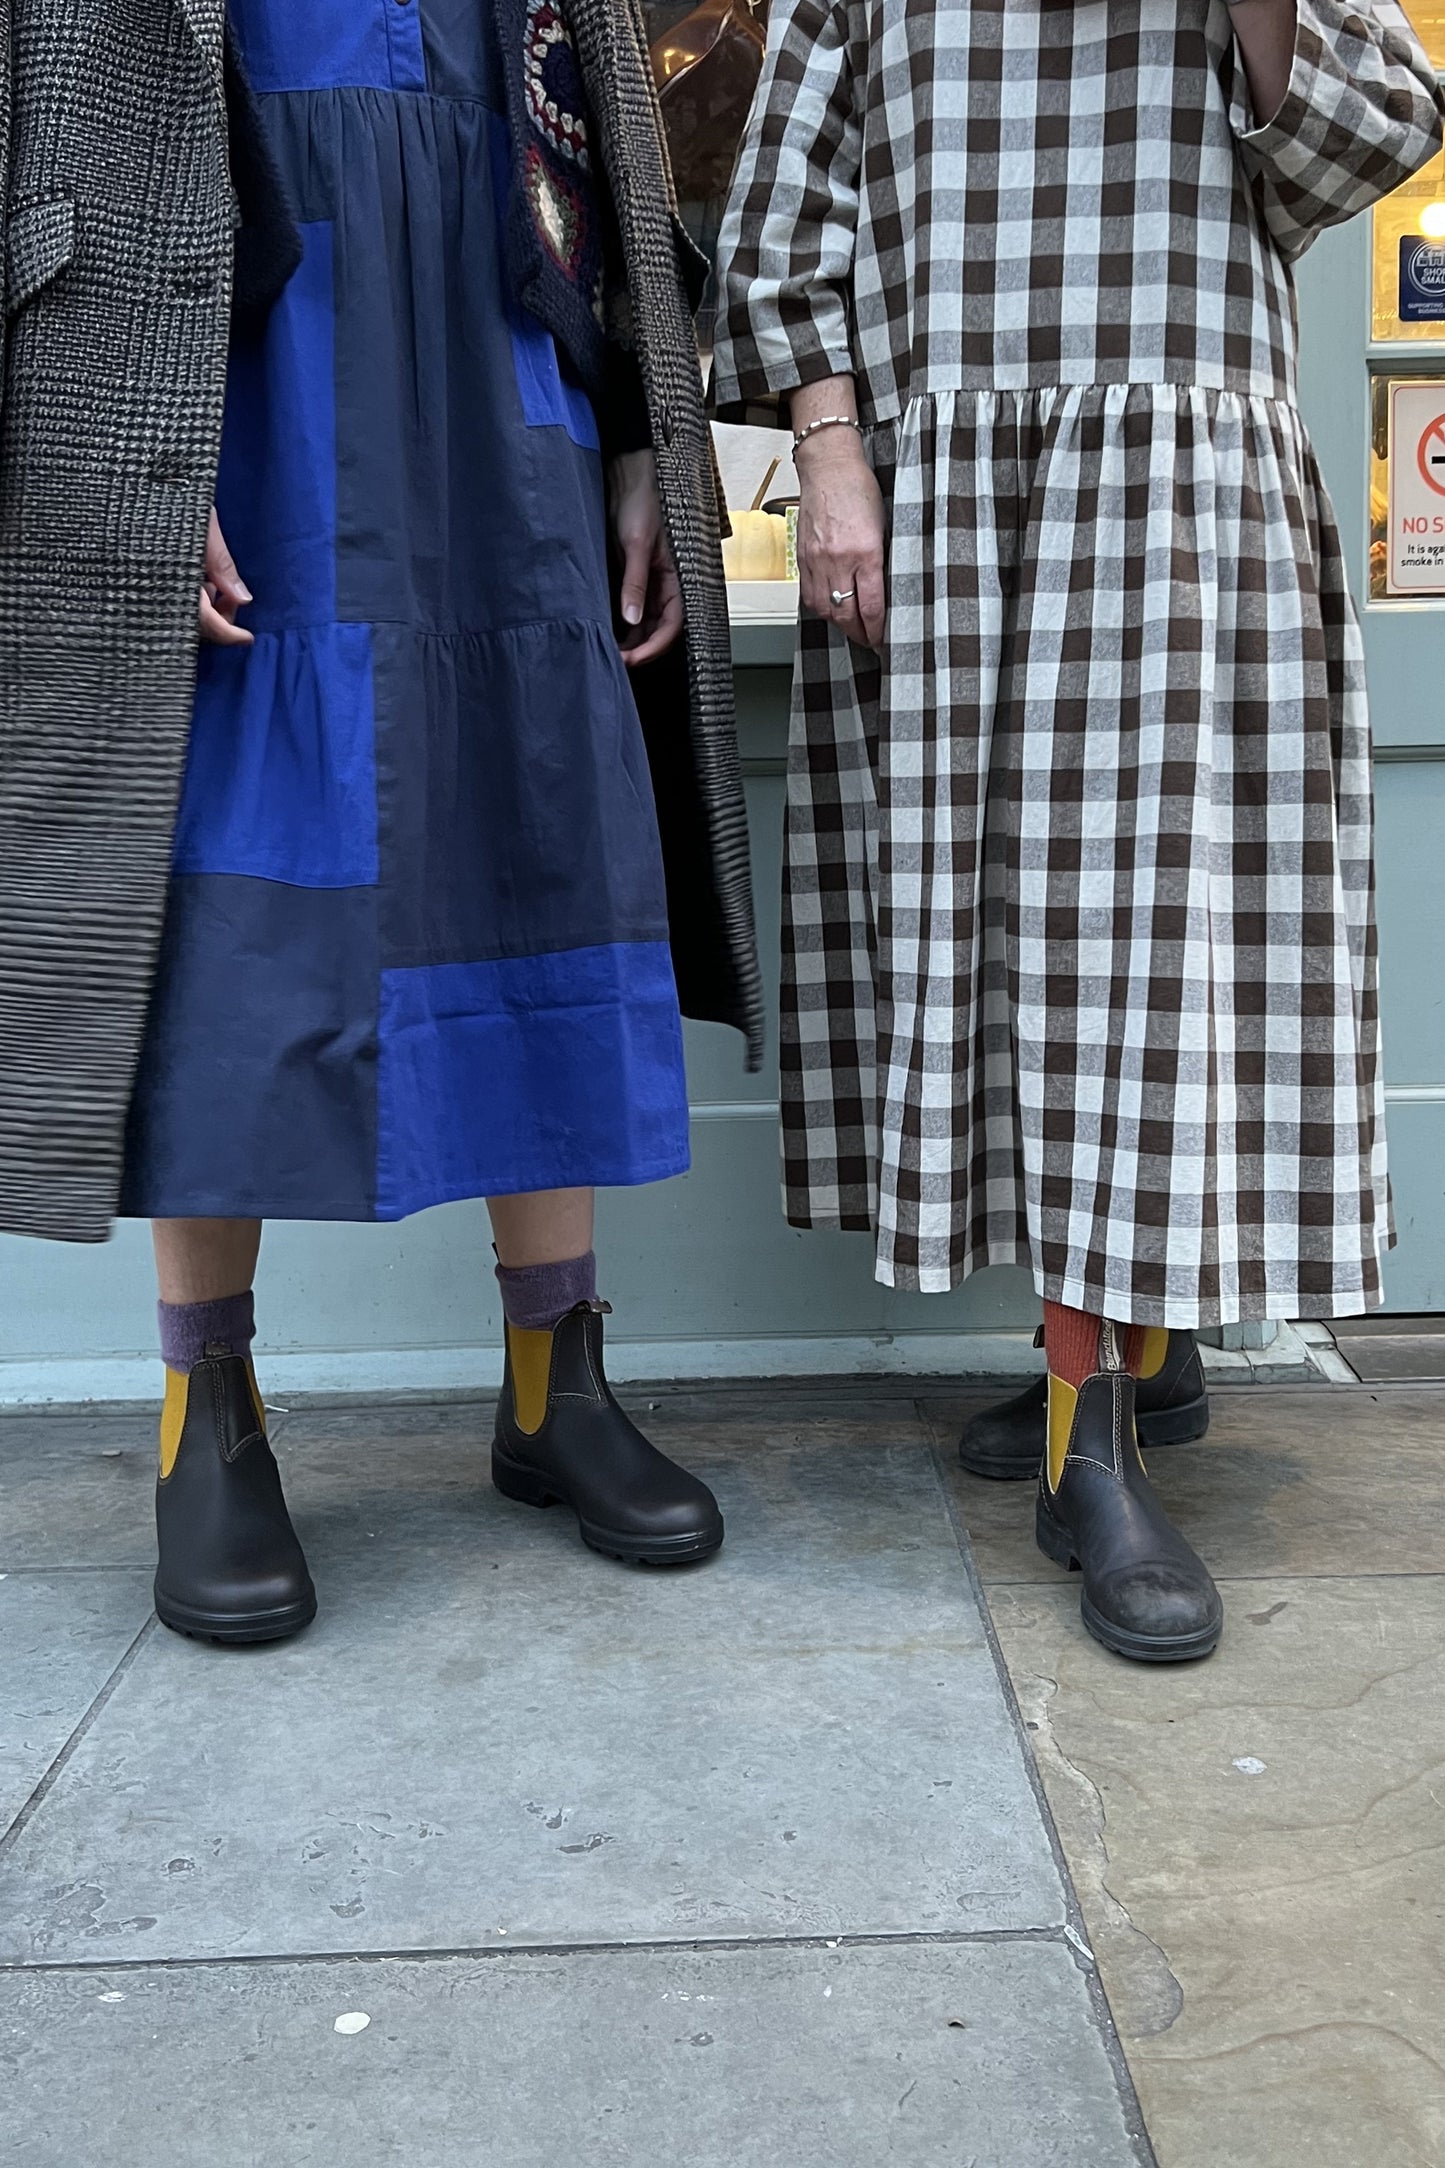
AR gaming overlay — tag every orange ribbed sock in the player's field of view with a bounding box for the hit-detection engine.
[1043,1302,1146,1387]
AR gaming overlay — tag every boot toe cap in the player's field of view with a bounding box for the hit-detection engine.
[637,1479,724,1543]
[1092,1559,1222,1643]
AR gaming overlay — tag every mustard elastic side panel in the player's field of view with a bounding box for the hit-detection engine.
[159,1368,188,1479]
[508,1325,554,1436]
[1046,1373,1079,1494]
[1138,1326,1171,1381]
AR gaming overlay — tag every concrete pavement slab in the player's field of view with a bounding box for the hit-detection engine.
[0,1572,153,1835]
[0,1938,1145,2168]
[0,1414,158,1570]
[0,1435,1066,1962]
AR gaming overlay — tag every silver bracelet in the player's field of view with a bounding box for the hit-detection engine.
[792,414,862,449]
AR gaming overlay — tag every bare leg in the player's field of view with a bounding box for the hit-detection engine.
[487,1189,594,1270]
[152,1218,263,1304]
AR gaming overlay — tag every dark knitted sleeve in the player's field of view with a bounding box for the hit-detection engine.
[224,20,304,342]
[599,337,652,458]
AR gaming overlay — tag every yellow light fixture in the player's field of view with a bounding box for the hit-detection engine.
[1419,201,1445,242]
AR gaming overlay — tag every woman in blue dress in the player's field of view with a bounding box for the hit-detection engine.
[125,0,754,1642]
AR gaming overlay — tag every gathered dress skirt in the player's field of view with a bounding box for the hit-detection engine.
[784,383,1389,1326]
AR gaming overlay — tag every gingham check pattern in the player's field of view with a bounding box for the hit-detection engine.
[716,0,1441,1322]
[715,0,1443,414]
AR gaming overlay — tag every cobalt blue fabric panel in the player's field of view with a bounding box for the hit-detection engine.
[375,944,690,1218]
[506,311,602,450]
[226,0,425,93]
[374,618,665,967]
[123,879,381,1220]
[212,221,337,628]
[175,629,379,889]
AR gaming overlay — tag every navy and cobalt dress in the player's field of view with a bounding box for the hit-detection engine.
[121,0,691,1221]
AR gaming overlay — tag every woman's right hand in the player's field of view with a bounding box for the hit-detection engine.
[199,509,254,647]
[794,428,887,652]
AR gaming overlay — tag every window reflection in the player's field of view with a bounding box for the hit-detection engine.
[647,0,767,341]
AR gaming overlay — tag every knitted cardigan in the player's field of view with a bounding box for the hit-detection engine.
[497,0,652,452]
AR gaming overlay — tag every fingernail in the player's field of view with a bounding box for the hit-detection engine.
[623,600,642,625]
[237,584,253,604]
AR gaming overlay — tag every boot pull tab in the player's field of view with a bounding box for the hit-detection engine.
[1098,1318,1125,1374]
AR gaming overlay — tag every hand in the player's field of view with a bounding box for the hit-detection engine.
[609,450,684,668]
[795,430,887,651]
[198,509,254,646]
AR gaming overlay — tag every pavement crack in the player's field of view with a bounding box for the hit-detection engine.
[1015,1668,1185,2042]
[0,1613,157,1864]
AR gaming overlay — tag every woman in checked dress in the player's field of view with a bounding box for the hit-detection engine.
[714,0,1443,1658]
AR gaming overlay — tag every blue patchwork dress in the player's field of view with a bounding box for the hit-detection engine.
[122,0,691,1220]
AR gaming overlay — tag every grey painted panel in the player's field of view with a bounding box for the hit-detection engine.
[0,1435,1063,1961]
[597,1116,1039,1340]
[0,1573,153,1834]
[1379,1098,1445,1312]
[1,1940,1139,2168]
[1375,759,1445,1085]
[1296,221,1368,611]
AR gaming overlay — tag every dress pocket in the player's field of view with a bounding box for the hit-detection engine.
[5,197,77,318]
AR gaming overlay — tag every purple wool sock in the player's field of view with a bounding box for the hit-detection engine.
[495,1251,598,1332]
[158,1291,257,1374]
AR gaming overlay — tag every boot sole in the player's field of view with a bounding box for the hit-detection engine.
[959,1390,1210,1481]
[1034,1496,1221,1664]
[154,1590,318,1646]
[492,1448,724,1568]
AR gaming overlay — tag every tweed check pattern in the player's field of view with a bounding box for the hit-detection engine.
[715,0,1442,1323]
[571,0,764,1067]
[0,0,233,1243]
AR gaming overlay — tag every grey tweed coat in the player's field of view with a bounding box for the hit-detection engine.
[0,0,758,1244]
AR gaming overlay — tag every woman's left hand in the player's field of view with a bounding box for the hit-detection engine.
[609,451,684,668]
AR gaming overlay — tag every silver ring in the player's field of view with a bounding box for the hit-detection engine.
[830,587,856,607]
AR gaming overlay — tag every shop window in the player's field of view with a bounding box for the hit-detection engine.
[1372,149,1445,344]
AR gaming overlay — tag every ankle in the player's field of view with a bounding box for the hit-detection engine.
[158,1290,256,1375]
[1042,1303,1147,1388]
[495,1250,597,1334]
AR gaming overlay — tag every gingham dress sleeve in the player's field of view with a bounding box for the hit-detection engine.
[711,0,864,412]
[1230,0,1445,262]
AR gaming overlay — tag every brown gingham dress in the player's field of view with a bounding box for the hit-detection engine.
[713,0,1444,1326]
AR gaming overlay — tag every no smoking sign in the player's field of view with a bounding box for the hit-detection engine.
[1388,380,1445,593]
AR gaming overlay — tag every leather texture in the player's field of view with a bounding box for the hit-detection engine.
[958,1329,1210,1480]
[153,1354,316,1643]
[493,1304,724,1565]
[1036,1368,1222,1663]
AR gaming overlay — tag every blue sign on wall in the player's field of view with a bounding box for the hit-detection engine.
[1399,236,1445,323]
